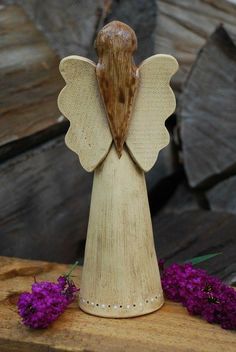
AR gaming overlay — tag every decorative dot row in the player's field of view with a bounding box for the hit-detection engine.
[79,294,162,309]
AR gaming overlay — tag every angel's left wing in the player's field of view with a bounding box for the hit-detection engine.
[126,54,178,172]
[58,56,112,172]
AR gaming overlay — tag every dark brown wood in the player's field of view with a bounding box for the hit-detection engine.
[0,135,92,264]
[0,256,235,352]
[178,26,236,188]
[0,5,64,158]
[95,21,139,157]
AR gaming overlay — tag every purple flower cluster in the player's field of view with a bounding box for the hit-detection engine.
[17,276,78,329]
[161,263,236,330]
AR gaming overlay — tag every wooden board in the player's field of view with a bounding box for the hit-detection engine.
[177,26,236,188]
[154,0,236,93]
[0,5,64,158]
[0,256,235,352]
[0,135,92,264]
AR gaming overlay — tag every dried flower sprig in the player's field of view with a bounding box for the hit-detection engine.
[17,256,235,330]
[160,262,236,330]
[17,261,79,329]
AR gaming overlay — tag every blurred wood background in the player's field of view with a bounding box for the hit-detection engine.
[0,0,235,284]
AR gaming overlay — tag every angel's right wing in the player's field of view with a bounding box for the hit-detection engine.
[126,54,178,172]
[58,56,112,172]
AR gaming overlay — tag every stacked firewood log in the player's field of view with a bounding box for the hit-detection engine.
[0,0,235,283]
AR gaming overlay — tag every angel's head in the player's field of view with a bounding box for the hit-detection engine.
[95,21,137,55]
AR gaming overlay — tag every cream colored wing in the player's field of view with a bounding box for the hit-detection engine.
[126,54,178,172]
[58,56,112,172]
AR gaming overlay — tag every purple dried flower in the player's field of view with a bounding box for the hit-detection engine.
[57,275,78,304]
[17,262,79,329]
[161,262,236,330]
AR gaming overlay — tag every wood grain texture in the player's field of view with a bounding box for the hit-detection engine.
[0,256,235,352]
[0,5,64,149]
[58,24,179,317]
[178,26,236,188]
[126,54,178,172]
[154,0,236,93]
[58,56,112,172]
[2,0,106,58]
[80,145,163,317]
[0,135,92,263]
[155,210,236,281]
[95,21,139,157]
[206,176,236,214]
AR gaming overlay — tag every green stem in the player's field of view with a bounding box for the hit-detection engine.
[65,261,79,278]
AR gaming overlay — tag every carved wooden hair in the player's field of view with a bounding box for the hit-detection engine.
[95,21,139,157]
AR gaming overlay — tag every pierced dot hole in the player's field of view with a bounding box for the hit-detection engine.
[146,300,149,303]
[120,305,122,308]
[87,301,89,304]
[108,305,111,308]
[155,296,158,299]
[133,304,136,307]
[96,303,99,306]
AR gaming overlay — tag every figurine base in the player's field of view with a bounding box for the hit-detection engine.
[79,296,164,318]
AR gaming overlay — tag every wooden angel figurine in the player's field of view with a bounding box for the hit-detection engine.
[58,21,178,318]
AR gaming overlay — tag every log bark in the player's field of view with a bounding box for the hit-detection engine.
[178,25,236,188]
[0,136,92,263]
[154,0,236,92]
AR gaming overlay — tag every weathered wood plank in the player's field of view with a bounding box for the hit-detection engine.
[2,0,106,58]
[154,210,236,281]
[0,4,64,156]
[0,256,235,352]
[178,26,236,188]
[0,136,92,263]
[154,0,236,92]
